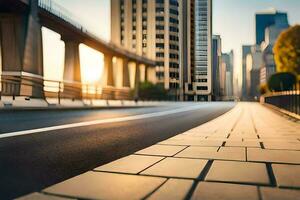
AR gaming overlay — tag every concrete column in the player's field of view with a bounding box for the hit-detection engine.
[122,58,130,88]
[0,0,44,97]
[134,62,140,99]
[102,54,114,87]
[139,64,146,83]
[62,39,82,99]
[63,40,81,82]
[144,65,148,82]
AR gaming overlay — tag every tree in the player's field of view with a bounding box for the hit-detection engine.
[259,83,268,95]
[273,25,300,75]
[267,72,297,92]
[138,82,169,100]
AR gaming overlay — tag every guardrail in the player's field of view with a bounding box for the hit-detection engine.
[0,76,132,103]
[263,90,300,115]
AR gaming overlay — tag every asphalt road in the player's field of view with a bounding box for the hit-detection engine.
[0,102,235,199]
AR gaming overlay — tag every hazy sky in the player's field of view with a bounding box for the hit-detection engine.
[51,0,300,84]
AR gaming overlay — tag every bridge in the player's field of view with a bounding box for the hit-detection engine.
[0,0,156,100]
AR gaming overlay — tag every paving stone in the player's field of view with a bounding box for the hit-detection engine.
[225,140,260,147]
[147,179,193,200]
[159,139,223,147]
[247,148,300,164]
[16,193,72,200]
[205,160,270,185]
[191,182,259,200]
[175,147,245,161]
[260,187,300,200]
[44,171,166,200]
[272,164,300,188]
[141,157,208,179]
[263,141,300,150]
[135,145,187,157]
[94,155,163,174]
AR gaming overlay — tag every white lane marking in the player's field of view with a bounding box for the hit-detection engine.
[0,104,210,139]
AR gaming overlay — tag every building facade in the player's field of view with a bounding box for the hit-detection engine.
[246,45,263,100]
[111,0,181,99]
[212,35,222,100]
[181,0,213,101]
[255,9,289,45]
[241,45,252,100]
[260,18,289,85]
[221,50,234,99]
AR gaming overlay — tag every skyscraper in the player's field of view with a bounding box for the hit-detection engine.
[255,9,289,45]
[111,0,180,99]
[212,35,222,100]
[260,14,289,85]
[221,50,234,98]
[181,0,212,101]
[241,45,252,100]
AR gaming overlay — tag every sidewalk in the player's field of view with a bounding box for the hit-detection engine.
[18,103,300,200]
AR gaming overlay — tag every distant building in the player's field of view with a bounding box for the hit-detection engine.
[220,62,227,97]
[246,45,263,100]
[241,45,252,100]
[212,35,222,100]
[181,0,213,101]
[260,21,289,85]
[221,50,234,99]
[255,9,289,45]
[242,9,289,101]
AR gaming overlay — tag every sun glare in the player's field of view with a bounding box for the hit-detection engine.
[79,44,104,85]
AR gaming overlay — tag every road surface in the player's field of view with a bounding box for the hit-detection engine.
[0,102,235,199]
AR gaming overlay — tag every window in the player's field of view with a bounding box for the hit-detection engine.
[156,43,164,48]
[197,86,208,91]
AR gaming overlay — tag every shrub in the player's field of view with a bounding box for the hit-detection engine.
[138,82,168,100]
[259,83,268,95]
[267,72,297,92]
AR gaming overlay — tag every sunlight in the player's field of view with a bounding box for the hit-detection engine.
[79,44,104,85]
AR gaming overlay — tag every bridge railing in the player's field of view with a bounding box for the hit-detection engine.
[263,90,300,116]
[38,0,83,30]
[0,76,132,103]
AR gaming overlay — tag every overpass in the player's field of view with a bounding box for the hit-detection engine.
[0,0,156,100]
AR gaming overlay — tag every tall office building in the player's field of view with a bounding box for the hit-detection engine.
[221,51,234,98]
[241,45,252,100]
[260,13,289,85]
[255,9,289,45]
[111,0,180,98]
[212,35,222,100]
[181,0,212,101]
[246,45,262,100]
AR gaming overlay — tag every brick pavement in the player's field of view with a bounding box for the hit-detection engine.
[18,103,300,200]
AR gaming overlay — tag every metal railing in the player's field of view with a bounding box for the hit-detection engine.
[0,76,132,103]
[264,90,300,115]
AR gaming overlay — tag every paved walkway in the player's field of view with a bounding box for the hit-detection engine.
[18,103,300,200]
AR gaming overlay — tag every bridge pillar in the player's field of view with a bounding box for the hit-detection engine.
[62,39,82,99]
[101,54,114,99]
[0,0,44,98]
[134,62,141,99]
[122,58,130,88]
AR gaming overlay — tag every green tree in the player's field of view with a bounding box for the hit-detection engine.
[138,82,169,100]
[273,25,300,75]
